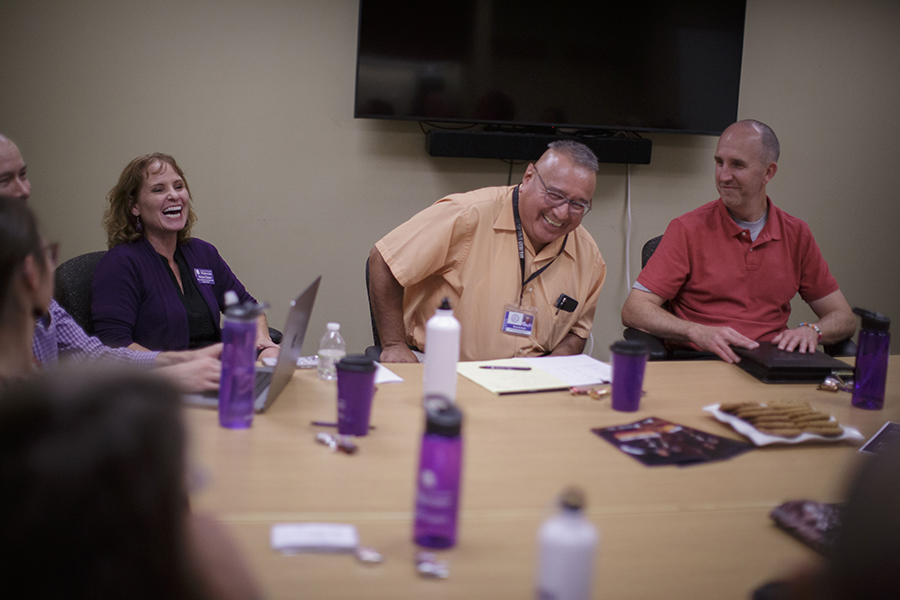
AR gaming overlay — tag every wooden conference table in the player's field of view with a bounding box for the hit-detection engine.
[186,357,900,600]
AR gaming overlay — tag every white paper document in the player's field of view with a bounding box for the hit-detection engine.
[520,354,612,386]
[374,362,404,384]
[260,357,404,384]
[457,354,611,395]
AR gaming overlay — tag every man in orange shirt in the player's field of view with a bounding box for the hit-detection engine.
[369,140,607,363]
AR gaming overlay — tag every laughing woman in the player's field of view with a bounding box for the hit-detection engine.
[92,154,278,359]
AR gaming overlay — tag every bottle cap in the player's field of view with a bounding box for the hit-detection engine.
[336,354,376,374]
[853,307,890,332]
[224,290,239,307]
[439,298,452,311]
[559,487,586,512]
[423,395,462,437]
[610,339,649,357]
[327,322,341,331]
[225,298,268,320]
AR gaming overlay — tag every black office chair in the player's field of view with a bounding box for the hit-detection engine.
[640,235,663,270]
[364,257,382,361]
[622,235,856,360]
[54,250,282,344]
[623,236,683,360]
[54,251,107,335]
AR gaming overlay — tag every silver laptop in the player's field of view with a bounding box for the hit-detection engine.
[183,276,321,413]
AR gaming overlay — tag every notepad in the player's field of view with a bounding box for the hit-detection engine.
[457,354,611,395]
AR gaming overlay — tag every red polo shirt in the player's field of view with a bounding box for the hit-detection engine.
[636,198,839,343]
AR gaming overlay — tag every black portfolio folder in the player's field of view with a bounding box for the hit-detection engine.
[732,342,854,384]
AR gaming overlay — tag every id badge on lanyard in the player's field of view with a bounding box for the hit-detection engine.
[501,303,537,336]
[500,186,567,338]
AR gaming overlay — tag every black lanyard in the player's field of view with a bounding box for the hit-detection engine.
[512,185,568,305]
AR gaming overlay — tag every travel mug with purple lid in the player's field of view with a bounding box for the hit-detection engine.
[336,355,377,436]
[610,340,649,412]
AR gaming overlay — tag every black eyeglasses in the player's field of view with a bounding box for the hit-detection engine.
[42,241,60,266]
[532,165,592,217]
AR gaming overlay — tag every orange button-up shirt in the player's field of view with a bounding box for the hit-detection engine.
[376,186,606,361]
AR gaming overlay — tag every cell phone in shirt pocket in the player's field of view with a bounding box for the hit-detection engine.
[555,294,578,313]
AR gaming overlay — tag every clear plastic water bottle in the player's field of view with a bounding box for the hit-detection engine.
[536,487,599,600]
[423,298,460,402]
[317,322,346,381]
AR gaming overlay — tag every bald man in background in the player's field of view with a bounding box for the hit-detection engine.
[0,135,31,201]
[621,120,855,363]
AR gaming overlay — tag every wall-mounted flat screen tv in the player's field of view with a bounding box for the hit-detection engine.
[354,0,747,136]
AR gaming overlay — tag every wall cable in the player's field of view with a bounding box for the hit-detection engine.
[625,163,633,291]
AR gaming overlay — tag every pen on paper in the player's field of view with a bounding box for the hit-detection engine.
[479,366,532,371]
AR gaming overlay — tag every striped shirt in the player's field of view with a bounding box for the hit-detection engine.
[32,300,159,368]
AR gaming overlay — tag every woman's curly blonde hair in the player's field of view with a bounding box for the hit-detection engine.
[102,153,198,249]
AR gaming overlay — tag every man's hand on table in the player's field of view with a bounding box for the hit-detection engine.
[379,343,419,363]
[772,326,820,354]
[688,323,758,364]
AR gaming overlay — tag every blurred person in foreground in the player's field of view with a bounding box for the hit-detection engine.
[0,133,223,393]
[819,440,900,598]
[754,440,900,600]
[93,153,278,360]
[0,197,54,384]
[0,368,263,600]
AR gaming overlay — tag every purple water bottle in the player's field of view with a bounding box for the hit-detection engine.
[413,395,463,549]
[852,308,890,410]
[219,292,266,429]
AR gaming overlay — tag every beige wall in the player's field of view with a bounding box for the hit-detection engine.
[1,0,898,361]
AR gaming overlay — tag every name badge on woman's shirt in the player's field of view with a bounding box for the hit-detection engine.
[194,268,215,285]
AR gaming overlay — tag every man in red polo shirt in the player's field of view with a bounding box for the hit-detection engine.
[621,120,856,363]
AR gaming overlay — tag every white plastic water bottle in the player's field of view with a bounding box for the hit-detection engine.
[317,322,346,381]
[536,488,598,600]
[423,298,460,402]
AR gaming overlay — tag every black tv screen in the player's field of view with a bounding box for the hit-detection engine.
[354,0,746,135]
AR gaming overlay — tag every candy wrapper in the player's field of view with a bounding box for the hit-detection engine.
[770,500,844,556]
